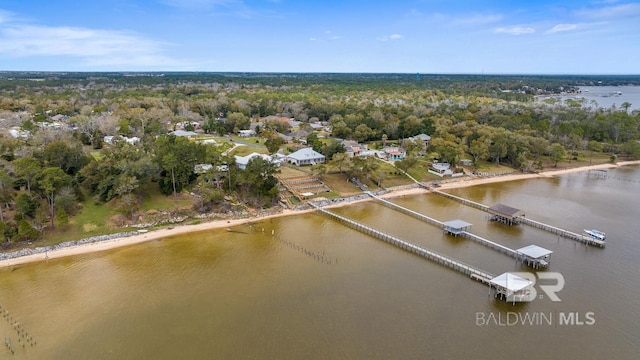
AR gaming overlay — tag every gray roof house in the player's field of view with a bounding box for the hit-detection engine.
[287,148,326,166]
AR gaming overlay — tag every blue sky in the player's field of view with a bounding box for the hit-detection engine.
[0,0,639,74]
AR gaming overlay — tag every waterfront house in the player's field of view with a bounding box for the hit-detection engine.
[235,152,281,170]
[287,148,326,166]
[383,146,406,161]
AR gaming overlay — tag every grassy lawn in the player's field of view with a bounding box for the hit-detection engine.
[39,185,194,246]
[373,160,414,187]
[42,197,126,245]
[473,161,516,173]
[277,166,310,179]
[230,146,269,156]
[321,173,363,196]
[541,150,614,170]
[230,135,266,146]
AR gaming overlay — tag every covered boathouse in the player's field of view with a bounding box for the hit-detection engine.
[443,219,473,236]
[490,273,534,303]
[488,204,525,225]
[516,245,553,269]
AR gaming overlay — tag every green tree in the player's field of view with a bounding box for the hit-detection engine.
[16,219,39,242]
[587,140,602,165]
[330,153,351,175]
[55,209,69,227]
[549,143,566,167]
[395,156,418,173]
[468,138,490,164]
[264,132,285,154]
[0,170,13,222]
[37,167,73,228]
[14,157,41,193]
[15,193,38,219]
[154,135,206,197]
[354,124,375,142]
[39,141,90,175]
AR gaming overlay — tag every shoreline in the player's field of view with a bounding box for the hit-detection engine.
[1,160,638,268]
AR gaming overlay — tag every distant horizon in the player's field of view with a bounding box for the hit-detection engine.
[1,70,640,77]
[1,1,639,74]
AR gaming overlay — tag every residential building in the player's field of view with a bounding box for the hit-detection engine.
[287,148,326,166]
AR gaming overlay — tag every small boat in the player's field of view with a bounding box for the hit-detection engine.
[584,229,606,240]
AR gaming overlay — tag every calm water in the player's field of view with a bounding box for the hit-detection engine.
[539,85,640,111]
[1,166,639,359]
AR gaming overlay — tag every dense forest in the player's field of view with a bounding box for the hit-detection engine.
[0,72,638,246]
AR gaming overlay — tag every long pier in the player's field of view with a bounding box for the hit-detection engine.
[365,192,548,267]
[428,188,606,247]
[518,217,606,247]
[364,191,444,228]
[310,203,494,285]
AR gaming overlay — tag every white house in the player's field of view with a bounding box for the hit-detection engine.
[287,148,326,166]
[172,130,197,138]
[234,152,281,170]
[104,135,140,145]
[238,129,256,137]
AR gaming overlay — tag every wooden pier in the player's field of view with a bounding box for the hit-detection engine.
[364,191,444,228]
[518,217,606,247]
[365,192,550,268]
[310,203,495,285]
[428,188,606,247]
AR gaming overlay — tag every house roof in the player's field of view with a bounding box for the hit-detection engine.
[432,163,451,171]
[287,148,325,161]
[235,152,272,166]
[413,133,431,141]
[172,130,196,137]
[516,245,553,259]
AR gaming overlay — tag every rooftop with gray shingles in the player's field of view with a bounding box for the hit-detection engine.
[488,204,525,219]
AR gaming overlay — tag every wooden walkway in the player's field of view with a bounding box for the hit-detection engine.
[310,203,494,285]
[518,217,606,247]
[365,192,549,267]
[364,191,444,228]
[428,188,606,247]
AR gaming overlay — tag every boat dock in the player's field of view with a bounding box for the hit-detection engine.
[309,203,495,285]
[427,187,606,247]
[365,192,551,268]
[518,217,606,247]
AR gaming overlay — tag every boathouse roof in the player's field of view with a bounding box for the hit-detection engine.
[442,219,472,230]
[489,273,533,292]
[516,245,553,259]
[488,204,525,219]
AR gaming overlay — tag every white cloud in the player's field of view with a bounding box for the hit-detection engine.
[377,34,403,42]
[0,10,11,24]
[0,24,183,68]
[330,35,341,40]
[547,24,578,34]
[495,26,535,35]
[576,3,640,19]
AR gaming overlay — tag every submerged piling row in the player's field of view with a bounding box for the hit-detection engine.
[0,304,37,354]
[310,203,494,285]
[272,235,337,265]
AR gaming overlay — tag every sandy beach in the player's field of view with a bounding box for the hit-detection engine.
[1,160,638,268]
